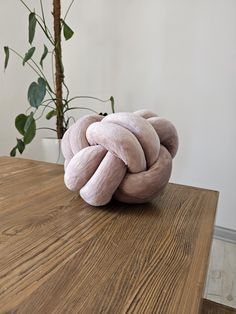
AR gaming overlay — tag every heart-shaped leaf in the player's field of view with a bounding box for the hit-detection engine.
[40,45,48,68]
[24,112,34,133]
[4,46,9,70]
[61,19,74,40]
[15,114,28,135]
[17,139,25,154]
[46,110,57,120]
[14,113,36,147]
[10,146,17,157]
[38,77,46,88]
[29,12,37,44]
[23,47,35,65]
[23,117,36,144]
[28,77,46,108]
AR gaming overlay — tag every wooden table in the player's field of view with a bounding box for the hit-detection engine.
[0,157,219,314]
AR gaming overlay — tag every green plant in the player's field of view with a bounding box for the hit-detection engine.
[4,0,115,156]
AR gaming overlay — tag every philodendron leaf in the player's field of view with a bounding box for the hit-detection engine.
[14,113,36,147]
[10,146,17,157]
[15,114,28,135]
[28,77,46,108]
[29,12,37,44]
[46,110,57,120]
[17,139,25,154]
[4,46,9,70]
[40,45,48,68]
[38,77,46,86]
[23,47,35,65]
[24,112,34,133]
[23,116,36,144]
[61,19,74,40]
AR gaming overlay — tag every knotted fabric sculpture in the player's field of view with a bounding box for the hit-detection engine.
[61,110,178,206]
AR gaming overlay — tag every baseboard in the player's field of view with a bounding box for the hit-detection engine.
[201,299,236,313]
[214,226,236,244]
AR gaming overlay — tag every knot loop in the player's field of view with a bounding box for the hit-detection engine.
[62,110,178,206]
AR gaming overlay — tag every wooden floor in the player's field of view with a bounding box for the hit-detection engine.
[205,239,236,309]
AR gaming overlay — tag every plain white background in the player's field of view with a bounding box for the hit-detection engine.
[0,0,235,229]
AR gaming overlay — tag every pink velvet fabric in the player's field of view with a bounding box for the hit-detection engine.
[61,110,178,206]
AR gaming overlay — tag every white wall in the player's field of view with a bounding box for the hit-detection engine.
[0,0,236,230]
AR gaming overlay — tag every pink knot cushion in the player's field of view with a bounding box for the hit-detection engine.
[61,110,178,206]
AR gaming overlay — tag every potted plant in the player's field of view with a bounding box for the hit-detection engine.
[4,0,114,162]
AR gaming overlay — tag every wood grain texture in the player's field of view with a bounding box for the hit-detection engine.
[0,156,219,314]
[201,299,236,314]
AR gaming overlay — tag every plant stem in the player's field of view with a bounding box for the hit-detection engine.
[20,0,54,45]
[39,0,48,36]
[37,127,57,132]
[25,102,55,115]
[36,15,54,45]
[30,59,55,97]
[9,48,55,100]
[19,0,31,11]
[64,107,98,114]
[35,100,57,120]
[64,0,75,21]
[53,0,64,139]
[65,116,76,128]
[9,48,41,77]
[67,95,111,104]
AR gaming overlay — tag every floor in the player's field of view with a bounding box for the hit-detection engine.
[204,238,236,309]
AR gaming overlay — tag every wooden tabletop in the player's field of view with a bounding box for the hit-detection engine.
[0,156,219,314]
